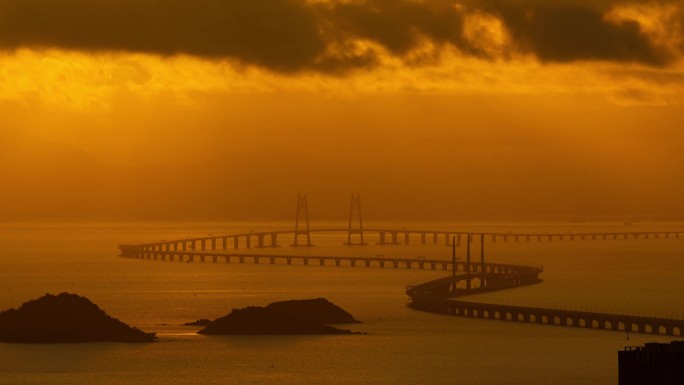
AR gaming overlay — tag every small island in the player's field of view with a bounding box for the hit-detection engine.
[198,298,361,335]
[0,293,155,343]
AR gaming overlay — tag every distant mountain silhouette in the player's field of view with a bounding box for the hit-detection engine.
[198,298,360,335]
[0,293,155,343]
[183,318,212,326]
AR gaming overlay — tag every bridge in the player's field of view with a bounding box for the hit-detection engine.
[117,195,684,337]
[406,273,684,337]
[118,227,684,338]
[119,227,684,254]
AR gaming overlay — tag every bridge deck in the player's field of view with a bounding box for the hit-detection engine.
[120,228,684,250]
[406,277,684,337]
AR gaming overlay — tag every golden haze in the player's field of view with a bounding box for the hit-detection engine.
[1,0,684,221]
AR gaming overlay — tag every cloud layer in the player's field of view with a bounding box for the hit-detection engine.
[0,0,681,73]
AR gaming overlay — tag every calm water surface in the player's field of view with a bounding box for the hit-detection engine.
[1,221,684,385]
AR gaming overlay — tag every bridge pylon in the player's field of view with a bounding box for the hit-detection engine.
[344,193,367,246]
[291,194,314,247]
[466,233,472,291]
[480,233,486,289]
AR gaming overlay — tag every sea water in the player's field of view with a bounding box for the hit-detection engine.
[1,221,684,385]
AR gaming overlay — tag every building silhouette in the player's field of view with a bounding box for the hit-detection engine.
[619,341,684,385]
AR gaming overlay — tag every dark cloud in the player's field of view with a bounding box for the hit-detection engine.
[0,0,680,73]
[325,0,468,55]
[492,2,673,66]
[0,0,326,72]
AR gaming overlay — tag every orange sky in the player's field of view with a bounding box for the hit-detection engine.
[1,0,684,221]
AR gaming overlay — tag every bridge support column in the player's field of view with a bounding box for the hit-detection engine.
[379,232,386,245]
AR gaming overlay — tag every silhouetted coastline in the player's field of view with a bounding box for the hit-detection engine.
[0,293,155,343]
[198,298,360,335]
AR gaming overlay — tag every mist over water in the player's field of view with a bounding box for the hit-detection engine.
[1,221,684,385]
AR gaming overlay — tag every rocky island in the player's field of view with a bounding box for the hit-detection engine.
[198,298,360,335]
[0,293,155,343]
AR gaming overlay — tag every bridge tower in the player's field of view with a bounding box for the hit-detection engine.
[291,194,313,247]
[345,193,367,245]
[466,233,472,291]
[451,236,458,294]
[480,233,486,289]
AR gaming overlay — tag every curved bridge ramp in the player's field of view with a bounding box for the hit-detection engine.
[406,268,684,337]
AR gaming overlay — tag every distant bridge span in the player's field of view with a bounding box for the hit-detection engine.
[120,227,684,253]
